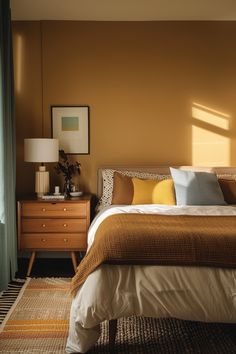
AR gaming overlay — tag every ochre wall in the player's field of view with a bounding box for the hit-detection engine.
[12,21,236,197]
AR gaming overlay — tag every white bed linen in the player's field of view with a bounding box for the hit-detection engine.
[66,205,236,354]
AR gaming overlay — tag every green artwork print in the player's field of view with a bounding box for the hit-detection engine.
[61,116,79,131]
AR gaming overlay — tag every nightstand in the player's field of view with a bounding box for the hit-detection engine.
[17,195,91,276]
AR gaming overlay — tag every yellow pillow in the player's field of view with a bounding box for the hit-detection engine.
[132,178,176,205]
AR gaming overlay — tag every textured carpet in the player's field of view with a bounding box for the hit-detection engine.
[0,278,235,353]
[0,280,25,325]
[91,317,236,354]
[0,278,71,353]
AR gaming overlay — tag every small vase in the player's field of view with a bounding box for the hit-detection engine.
[64,179,73,198]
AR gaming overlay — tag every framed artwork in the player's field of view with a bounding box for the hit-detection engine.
[51,106,90,154]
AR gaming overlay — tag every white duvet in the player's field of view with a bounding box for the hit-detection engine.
[66,205,236,353]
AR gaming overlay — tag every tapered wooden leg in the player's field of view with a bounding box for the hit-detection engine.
[109,319,117,350]
[71,252,77,272]
[27,251,36,276]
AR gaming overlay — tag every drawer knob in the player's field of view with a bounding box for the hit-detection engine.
[41,238,46,242]
[42,208,46,212]
[42,224,46,228]
[63,238,68,242]
[63,208,67,211]
[63,223,67,227]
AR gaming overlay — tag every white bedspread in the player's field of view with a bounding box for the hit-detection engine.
[66,205,236,354]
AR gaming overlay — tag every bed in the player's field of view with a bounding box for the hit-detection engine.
[66,166,236,353]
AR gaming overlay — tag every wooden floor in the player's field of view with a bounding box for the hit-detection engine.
[16,257,76,278]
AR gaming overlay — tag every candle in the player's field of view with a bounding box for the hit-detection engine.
[55,186,60,194]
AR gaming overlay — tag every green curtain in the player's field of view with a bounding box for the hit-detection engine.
[0,0,18,291]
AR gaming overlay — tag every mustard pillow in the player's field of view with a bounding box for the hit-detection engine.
[132,178,176,205]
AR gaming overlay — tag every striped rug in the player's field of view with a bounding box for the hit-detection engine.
[0,278,71,353]
[0,280,25,325]
[0,278,235,353]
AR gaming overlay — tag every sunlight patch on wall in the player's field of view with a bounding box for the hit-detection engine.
[192,102,230,130]
[14,34,23,94]
[192,103,230,166]
[192,126,229,166]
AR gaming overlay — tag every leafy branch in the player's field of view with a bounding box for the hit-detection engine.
[54,150,81,182]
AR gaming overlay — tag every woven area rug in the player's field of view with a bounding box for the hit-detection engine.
[91,318,236,354]
[0,280,25,325]
[0,278,71,353]
[0,278,235,353]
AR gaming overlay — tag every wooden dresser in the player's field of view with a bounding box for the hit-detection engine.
[17,195,91,276]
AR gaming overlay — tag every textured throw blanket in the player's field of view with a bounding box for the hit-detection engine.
[71,214,236,296]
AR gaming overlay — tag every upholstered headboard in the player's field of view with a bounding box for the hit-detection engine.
[97,165,236,198]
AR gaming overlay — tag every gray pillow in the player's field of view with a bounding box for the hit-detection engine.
[170,168,226,205]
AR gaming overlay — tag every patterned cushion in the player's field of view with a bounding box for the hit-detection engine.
[217,174,236,180]
[97,169,171,210]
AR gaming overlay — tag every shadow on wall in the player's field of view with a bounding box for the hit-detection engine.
[191,102,231,166]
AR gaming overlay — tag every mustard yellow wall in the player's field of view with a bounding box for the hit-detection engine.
[12,21,236,197]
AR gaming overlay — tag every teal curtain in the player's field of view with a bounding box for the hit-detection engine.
[0,0,18,291]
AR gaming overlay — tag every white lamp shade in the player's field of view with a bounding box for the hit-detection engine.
[24,138,59,163]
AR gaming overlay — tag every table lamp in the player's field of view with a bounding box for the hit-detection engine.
[24,138,59,198]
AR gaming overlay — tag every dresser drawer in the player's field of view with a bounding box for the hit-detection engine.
[21,202,87,218]
[21,233,87,250]
[21,218,87,233]
[18,196,91,276]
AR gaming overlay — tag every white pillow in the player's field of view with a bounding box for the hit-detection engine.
[170,167,226,205]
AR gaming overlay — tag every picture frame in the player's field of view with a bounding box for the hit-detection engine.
[51,105,90,154]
